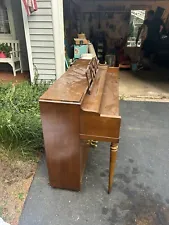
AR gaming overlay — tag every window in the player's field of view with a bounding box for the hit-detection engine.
[0,0,15,39]
[0,0,10,34]
[127,10,146,47]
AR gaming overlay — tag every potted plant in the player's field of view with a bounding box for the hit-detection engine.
[0,43,12,58]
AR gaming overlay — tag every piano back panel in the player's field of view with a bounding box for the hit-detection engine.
[40,101,83,191]
[80,111,121,142]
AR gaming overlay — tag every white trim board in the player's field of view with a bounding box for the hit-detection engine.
[51,0,65,79]
[21,0,34,82]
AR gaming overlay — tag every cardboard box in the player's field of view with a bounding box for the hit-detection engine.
[74,38,88,45]
[78,33,86,39]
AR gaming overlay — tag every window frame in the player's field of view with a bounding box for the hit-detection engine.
[0,0,15,39]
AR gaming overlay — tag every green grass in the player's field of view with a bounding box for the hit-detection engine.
[18,193,24,201]
[0,81,49,160]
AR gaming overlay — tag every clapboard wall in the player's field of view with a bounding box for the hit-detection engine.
[28,0,56,81]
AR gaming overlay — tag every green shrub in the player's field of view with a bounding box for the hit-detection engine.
[0,81,49,158]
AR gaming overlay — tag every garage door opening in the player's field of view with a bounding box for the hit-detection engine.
[63,0,169,102]
[127,10,146,47]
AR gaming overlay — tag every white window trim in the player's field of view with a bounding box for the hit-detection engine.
[0,0,16,39]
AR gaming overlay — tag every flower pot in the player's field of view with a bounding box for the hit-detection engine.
[0,52,7,58]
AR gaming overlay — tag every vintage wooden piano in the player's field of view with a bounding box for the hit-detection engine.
[39,58,121,194]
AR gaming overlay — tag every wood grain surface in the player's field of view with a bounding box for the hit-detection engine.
[39,59,121,192]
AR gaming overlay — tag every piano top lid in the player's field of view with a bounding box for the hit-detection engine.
[39,59,91,104]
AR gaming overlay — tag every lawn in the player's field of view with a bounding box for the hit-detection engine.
[0,80,48,160]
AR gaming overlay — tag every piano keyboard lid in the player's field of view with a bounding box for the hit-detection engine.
[81,67,120,117]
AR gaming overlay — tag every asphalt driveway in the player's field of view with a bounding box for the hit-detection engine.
[19,101,169,225]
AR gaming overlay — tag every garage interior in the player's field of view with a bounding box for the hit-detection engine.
[63,0,169,101]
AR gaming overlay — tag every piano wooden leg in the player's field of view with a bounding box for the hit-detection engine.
[108,143,118,194]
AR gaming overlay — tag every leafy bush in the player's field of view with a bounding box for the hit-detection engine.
[0,81,49,158]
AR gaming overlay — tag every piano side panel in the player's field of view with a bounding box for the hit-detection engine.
[80,111,121,142]
[40,102,82,191]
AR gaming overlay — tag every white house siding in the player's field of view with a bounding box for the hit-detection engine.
[28,0,56,81]
[11,0,29,71]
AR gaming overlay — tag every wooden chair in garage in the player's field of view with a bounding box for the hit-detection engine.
[0,40,23,76]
